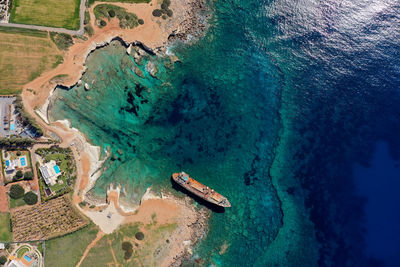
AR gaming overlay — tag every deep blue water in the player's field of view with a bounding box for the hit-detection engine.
[50,0,400,266]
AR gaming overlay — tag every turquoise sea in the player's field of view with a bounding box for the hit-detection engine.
[50,0,400,266]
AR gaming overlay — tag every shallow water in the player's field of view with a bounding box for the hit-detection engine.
[50,0,400,265]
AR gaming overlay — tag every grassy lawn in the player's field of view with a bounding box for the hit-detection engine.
[16,246,29,258]
[0,213,12,241]
[0,28,62,94]
[10,197,25,209]
[45,223,99,267]
[10,0,81,30]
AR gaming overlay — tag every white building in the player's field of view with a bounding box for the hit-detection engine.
[39,160,62,186]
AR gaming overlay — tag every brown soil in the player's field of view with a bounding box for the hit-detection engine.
[76,231,105,267]
[0,186,9,212]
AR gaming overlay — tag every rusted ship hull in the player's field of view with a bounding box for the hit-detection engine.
[172,172,231,208]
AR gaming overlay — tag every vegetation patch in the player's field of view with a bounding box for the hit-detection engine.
[15,95,43,136]
[9,184,24,199]
[152,0,173,18]
[23,191,38,205]
[88,0,150,7]
[16,246,29,258]
[0,29,62,94]
[94,4,140,29]
[50,33,74,51]
[0,213,12,241]
[9,0,80,29]
[45,223,99,267]
[11,195,88,241]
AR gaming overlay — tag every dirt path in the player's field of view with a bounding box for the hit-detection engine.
[76,231,105,267]
[108,239,119,267]
[0,186,9,212]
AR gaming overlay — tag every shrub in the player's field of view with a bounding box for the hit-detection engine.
[163,0,171,5]
[16,151,21,156]
[0,256,6,265]
[24,171,34,180]
[138,19,144,25]
[135,231,144,240]
[100,20,107,27]
[122,241,133,260]
[152,9,162,17]
[166,9,173,17]
[122,241,133,251]
[85,25,94,36]
[161,3,168,10]
[50,33,74,51]
[9,184,24,199]
[108,9,115,17]
[162,15,167,20]
[24,191,38,205]
[15,170,23,179]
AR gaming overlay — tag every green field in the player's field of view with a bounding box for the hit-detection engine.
[10,197,25,209]
[45,223,99,267]
[0,213,12,241]
[0,27,62,94]
[10,0,81,30]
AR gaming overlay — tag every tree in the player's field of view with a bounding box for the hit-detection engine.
[152,9,162,17]
[138,19,144,25]
[24,171,34,180]
[0,255,6,265]
[9,184,24,199]
[16,151,21,156]
[100,20,107,27]
[15,170,23,179]
[108,9,115,17]
[23,191,38,205]
[166,9,173,17]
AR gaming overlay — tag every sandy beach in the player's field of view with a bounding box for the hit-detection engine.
[19,0,210,265]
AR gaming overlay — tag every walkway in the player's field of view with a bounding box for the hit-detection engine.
[0,0,86,35]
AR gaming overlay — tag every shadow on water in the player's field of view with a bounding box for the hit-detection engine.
[170,177,226,213]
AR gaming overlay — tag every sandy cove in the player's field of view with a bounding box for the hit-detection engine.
[19,0,210,265]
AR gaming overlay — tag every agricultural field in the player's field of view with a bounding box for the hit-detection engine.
[11,196,88,241]
[0,27,62,94]
[9,0,80,29]
[81,222,177,266]
[0,212,12,241]
[45,223,99,267]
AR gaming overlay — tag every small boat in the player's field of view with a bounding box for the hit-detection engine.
[172,172,231,208]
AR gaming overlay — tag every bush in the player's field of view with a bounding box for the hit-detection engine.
[162,15,167,20]
[166,9,173,17]
[50,33,74,51]
[122,241,133,251]
[0,256,6,265]
[16,151,21,156]
[163,0,171,5]
[24,191,38,205]
[15,170,23,179]
[9,184,24,199]
[122,241,133,260]
[85,25,94,36]
[152,9,162,17]
[100,20,107,27]
[24,171,34,180]
[161,3,168,10]
[135,232,144,240]
[108,9,115,17]
[138,19,144,25]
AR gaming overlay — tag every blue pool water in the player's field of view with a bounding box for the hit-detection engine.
[53,165,61,174]
[10,124,15,130]
[20,157,26,167]
[23,255,31,262]
[5,160,10,167]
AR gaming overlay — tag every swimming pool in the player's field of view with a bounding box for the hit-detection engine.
[23,255,32,262]
[10,124,15,131]
[53,165,61,174]
[20,157,26,167]
[5,160,10,167]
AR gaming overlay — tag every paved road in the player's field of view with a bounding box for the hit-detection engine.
[0,0,86,35]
